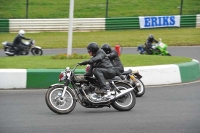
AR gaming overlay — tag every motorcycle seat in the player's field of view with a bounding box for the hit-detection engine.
[7,42,13,47]
[121,69,132,75]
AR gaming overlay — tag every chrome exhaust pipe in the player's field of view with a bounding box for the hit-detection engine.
[86,87,134,103]
[5,51,15,55]
[110,87,134,101]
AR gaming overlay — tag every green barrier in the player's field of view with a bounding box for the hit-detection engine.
[180,15,196,27]
[105,17,140,30]
[0,19,9,32]
[26,69,86,89]
[177,61,200,82]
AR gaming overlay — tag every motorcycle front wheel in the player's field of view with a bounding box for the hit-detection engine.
[45,85,76,114]
[31,48,43,55]
[111,83,136,111]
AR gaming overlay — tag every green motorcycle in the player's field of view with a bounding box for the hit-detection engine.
[137,38,171,56]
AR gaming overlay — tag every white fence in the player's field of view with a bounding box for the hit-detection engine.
[7,15,200,32]
[9,18,106,32]
[196,14,200,28]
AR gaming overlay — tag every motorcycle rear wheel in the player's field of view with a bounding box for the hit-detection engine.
[5,47,16,56]
[45,85,76,114]
[31,48,43,55]
[134,78,145,97]
[166,53,171,56]
[111,83,136,111]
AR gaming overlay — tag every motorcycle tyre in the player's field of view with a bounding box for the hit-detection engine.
[5,47,16,56]
[111,83,136,111]
[166,53,171,56]
[31,48,43,56]
[134,78,145,97]
[45,85,76,114]
[140,51,147,55]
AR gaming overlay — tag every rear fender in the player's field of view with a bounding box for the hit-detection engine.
[33,46,42,49]
[132,71,142,79]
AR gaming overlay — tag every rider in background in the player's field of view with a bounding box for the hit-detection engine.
[101,43,124,73]
[13,30,31,54]
[144,34,158,54]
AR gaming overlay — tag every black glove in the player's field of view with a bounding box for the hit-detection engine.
[79,61,89,65]
[107,54,111,57]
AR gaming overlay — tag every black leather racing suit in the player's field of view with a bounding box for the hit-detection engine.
[85,49,116,90]
[107,50,124,73]
[144,38,158,54]
[13,34,31,53]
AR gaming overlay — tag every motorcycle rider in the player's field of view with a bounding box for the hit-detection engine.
[79,42,117,95]
[13,30,31,54]
[101,43,124,73]
[144,34,158,54]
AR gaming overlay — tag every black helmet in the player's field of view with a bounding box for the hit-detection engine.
[101,44,111,54]
[87,42,99,53]
[148,34,154,40]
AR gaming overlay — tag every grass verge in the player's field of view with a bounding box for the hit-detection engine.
[0,54,192,69]
[1,28,200,49]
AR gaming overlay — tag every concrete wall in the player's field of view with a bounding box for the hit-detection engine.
[0,60,199,89]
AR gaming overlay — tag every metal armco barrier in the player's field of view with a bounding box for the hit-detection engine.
[105,17,140,30]
[180,15,196,27]
[196,14,200,28]
[0,19,9,32]
[0,14,199,33]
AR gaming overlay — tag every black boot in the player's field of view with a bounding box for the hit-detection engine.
[95,87,108,95]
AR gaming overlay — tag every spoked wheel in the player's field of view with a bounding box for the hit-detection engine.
[111,83,136,111]
[31,48,43,55]
[45,85,76,114]
[5,47,16,56]
[134,78,145,97]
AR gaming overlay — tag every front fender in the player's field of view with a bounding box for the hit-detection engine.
[49,83,77,99]
[49,83,64,88]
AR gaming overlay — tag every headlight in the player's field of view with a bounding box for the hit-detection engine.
[65,67,72,80]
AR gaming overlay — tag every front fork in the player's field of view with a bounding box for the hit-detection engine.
[61,86,67,98]
[61,80,70,98]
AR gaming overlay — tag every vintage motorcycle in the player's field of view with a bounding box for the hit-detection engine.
[137,38,171,56]
[45,64,136,114]
[86,65,145,97]
[2,40,43,56]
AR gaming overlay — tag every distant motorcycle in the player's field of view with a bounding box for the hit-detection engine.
[45,64,136,114]
[2,40,43,56]
[137,38,171,56]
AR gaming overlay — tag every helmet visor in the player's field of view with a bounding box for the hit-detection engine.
[87,50,91,53]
